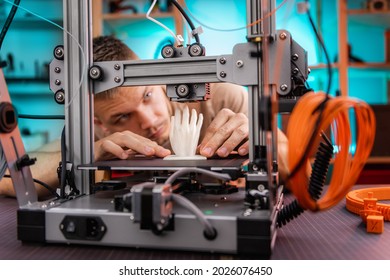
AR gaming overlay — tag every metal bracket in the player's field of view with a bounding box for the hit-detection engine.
[0,69,38,207]
[132,182,173,231]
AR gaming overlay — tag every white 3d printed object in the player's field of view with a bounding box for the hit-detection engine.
[164,106,207,160]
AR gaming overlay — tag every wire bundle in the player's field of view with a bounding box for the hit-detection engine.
[287,91,376,211]
[0,145,6,180]
[277,134,333,227]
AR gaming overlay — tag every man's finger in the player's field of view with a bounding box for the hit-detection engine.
[238,140,249,156]
[154,146,171,158]
[125,134,171,157]
[199,108,234,149]
[98,139,128,160]
[96,131,170,160]
[201,113,247,157]
[216,123,248,157]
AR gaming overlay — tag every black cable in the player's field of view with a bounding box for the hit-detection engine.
[165,168,231,186]
[169,0,200,44]
[57,127,80,198]
[288,97,329,179]
[4,174,60,199]
[57,127,80,197]
[291,60,310,89]
[18,114,65,120]
[305,0,332,94]
[0,0,21,50]
[0,146,6,179]
[171,193,217,240]
[288,1,332,180]
[60,126,66,198]
[277,133,333,227]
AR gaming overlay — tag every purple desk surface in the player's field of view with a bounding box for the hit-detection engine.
[1,185,389,260]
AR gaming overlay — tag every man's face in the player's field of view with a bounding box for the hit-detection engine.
[94,85,171,146]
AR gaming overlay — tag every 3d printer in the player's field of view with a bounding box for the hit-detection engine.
[0,0,375,259]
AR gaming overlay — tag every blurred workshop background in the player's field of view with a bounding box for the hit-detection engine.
[1,0,389,173]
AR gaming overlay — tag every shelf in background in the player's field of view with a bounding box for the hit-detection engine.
[309,63,339,69]
[10,17,63,29]
[5,77,49,83]
[6,78,52,96]
[102,12,174,21]
[347,9,390,15]
[347,9,390,27]
[349,62,390,69]
[367,157,390,164]
[310,62,390,70]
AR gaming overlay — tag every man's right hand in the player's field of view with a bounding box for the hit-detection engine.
[94,131,171,161]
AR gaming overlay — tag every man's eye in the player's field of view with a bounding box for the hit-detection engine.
[117,114,129,122]
[144,91,152,100]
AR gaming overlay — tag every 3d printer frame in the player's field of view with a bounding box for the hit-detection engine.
[10,0,308,258]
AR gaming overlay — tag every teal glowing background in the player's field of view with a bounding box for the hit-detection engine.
[0,0,388,152]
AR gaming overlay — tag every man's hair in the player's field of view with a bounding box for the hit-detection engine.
[93,35,138,100]
[93,35,138,62]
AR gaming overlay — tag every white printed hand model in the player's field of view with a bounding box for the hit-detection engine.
[164,106,206,160]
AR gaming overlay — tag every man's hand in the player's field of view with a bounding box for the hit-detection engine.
[94,131,171,161]
[199,108,249,157]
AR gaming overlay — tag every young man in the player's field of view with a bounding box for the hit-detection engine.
[92,35,252,161]
[0,35,289,198]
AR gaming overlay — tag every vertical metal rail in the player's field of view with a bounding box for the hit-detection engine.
[246,0,261,164]
[63,0,94,194]
[261,0,279,203]
[246,0,277,173]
